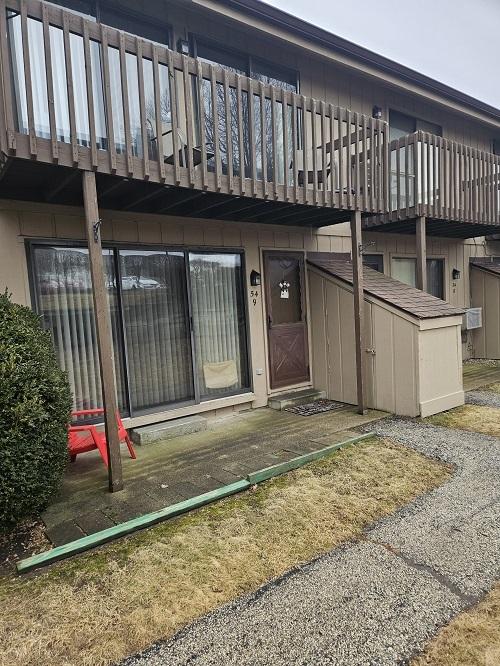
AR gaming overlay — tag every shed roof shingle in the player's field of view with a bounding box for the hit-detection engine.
[307,253,465,320]
[470,258,500,277]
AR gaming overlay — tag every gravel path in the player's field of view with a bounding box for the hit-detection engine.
[120,419,500,666]
[466,389,500,408]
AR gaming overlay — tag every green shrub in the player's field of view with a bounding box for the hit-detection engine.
[0,291,72,531]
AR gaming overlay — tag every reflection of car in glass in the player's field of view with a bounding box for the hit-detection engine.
[121,276,161,290]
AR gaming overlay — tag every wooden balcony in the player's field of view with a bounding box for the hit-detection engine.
[0,0,388,225]
[363,131,500,238]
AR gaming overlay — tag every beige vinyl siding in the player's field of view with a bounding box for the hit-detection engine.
[0,199,354,428]
[471,267,500,359]
[308,265,464,417]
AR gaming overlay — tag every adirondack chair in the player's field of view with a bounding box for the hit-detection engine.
[68,409,136,467]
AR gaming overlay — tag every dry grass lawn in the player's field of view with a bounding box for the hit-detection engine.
[413,583,500,666]
[0,437,451,666]
[426,404,500,438]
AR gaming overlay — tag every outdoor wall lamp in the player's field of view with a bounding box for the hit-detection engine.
[372,105,383,120]
[452,268,461,280]
[250,270,261,286]
[177,38,190,55]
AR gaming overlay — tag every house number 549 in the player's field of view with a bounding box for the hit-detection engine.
[250,290,259,306]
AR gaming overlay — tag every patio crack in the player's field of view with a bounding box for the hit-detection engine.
[365,537,478,606]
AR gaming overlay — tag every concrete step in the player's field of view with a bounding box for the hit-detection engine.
[131,415,207,445]
[268,388,326,411]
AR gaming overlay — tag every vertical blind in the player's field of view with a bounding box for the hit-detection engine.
[119,250,194,412]
[189,253,249,398]
[32,246,127,412]
[31,245,250,415]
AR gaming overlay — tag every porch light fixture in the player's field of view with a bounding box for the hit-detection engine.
[452,268,461,280]
[177,38,190,55]
[372,105,383,120]
[250,270,261,286]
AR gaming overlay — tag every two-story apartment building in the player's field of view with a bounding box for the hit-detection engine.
[0,0,499,489]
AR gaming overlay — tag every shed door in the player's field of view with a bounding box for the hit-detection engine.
[264,251,310,389]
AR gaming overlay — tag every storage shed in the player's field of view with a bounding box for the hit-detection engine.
[470,259,500,359]
[307,254,465,417]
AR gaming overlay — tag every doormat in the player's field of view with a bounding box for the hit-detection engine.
[285,399,348,416]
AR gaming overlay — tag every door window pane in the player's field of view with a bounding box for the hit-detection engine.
[189,252,249,399]
[32,246,127,413]
[119,250,194,411]
[268,255,303,324]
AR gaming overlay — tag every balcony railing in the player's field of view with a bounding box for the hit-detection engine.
[387,131,500,225]
[0,0,388,215]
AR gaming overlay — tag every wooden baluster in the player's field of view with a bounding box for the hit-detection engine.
[361,114,368,212]
[100,26,116,173]
[320,100,327,207]
[412,131,419,215]
[0,1,16,152]
[282,90,290,202]
[247,78,257,197]
[136,39,149,181]
[353,111,360,210]
[166,50,180,186]
[383,124,389,215]
[329,105,336,207]
[291,94,298,203]
[395,138,401,218]
[209,65,221,192]
[83,20,98,170]
[404,134,409,218]
[458,142,463,220]
[62,12,78,165]
[270,85,278,200]
[196,59,208,191]
[152,47,165,182]
[182,55,195,188]
[377,119,384,213]
[310,98,318,206]
[222,68,233,194]
[449,141,454,220]
[301,95,309,204]
[41,4,58,162]
[118,32,133,177]
[20,1,37,157]
[368,116,375,212]
[345,109,351,209]
[259,81,268,199]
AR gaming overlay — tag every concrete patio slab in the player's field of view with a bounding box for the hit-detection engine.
[42,406,387,547]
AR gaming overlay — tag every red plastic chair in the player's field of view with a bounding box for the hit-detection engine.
[68,408,137,467]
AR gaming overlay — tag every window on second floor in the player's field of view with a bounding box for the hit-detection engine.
[48,0,170,47]
[192,38,298,93]
[389,110,442,142]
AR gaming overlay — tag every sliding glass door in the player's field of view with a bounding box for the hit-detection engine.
[30,244,250,416]
[119,249,194,412]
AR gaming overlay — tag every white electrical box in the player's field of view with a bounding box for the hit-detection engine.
[463,307,482,330]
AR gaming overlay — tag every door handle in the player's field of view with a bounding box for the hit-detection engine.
[365,348,376,355]
[267,314,273,329]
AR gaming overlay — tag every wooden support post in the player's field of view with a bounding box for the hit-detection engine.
[416,216,427,292]
[83,171,124,492]
[350,210,366,415]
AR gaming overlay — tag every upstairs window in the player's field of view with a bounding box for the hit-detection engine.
[389,109,442,142]
[192,38,298,92]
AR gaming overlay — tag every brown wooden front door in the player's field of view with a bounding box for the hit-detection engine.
[264,251,310,389]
